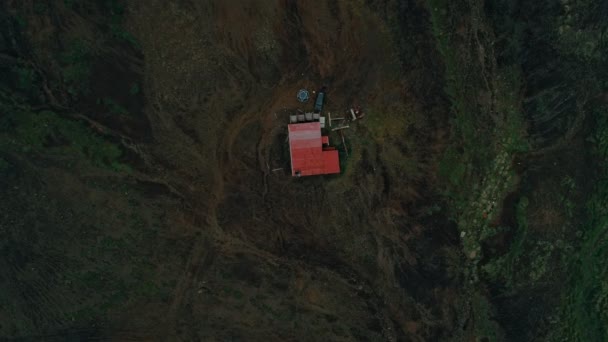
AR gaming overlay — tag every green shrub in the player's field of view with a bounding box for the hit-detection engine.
[129,83,140,95]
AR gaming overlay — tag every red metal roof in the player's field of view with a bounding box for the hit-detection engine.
[321,149,340,174]
[288,122,340,176]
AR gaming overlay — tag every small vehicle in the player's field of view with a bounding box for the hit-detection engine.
[314,86,327,113]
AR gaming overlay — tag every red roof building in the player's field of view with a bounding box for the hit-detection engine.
[288,122,340,176]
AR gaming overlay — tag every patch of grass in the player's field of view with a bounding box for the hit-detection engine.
[512,196,529,257]
[64,0,77,9]
[496,66,529,154]
[0,91,129,172]
[101,287,129,311]
[482,195,566,290]
[104,0,140,48]
[223,287,245,301]
[12,66,37,92]
[77,270,107,291]
[136,280,161,298]
[426,2,532,339]
[60,39,93,98]
[426,0,527,263]
[110,22,139,48]
[428,0,486,197]
[553,110,608,341]
[0,157,10,172]
[472,292,506,341]
[438,146,466,188]
[380,142,424,180]
[98,97,130,116]
[364,106,417,144]
[100,236,126,251]
[484,109,608,341]
[14,15,27,29]
[33,2,49,14]
[250,296,282,319]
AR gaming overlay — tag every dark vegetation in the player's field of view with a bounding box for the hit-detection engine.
[0,0,607,341]
[479,1,608,340]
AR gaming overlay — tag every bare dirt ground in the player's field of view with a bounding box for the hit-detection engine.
[1,1,464,341]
